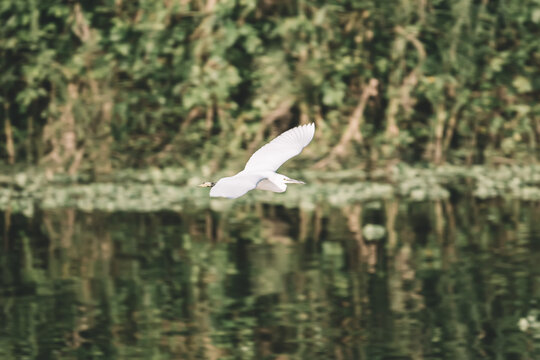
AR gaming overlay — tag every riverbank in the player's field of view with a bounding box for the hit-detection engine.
[1,164,539,216]
[2,164,540,216]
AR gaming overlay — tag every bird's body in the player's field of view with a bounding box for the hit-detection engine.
[200,123,315,199]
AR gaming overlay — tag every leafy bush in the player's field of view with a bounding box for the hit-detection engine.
[1,0,538,174]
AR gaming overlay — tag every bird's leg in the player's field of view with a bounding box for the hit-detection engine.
[284,177,305,184]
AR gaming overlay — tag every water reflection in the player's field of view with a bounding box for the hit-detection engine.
[1,198,539,359]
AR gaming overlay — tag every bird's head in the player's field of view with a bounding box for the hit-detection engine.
[198,181,216,188]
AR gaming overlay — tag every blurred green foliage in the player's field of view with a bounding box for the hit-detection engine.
[1,0,539,174]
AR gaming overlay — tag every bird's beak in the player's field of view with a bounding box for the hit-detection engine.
[285,178,305,185]
[198,182,215,188]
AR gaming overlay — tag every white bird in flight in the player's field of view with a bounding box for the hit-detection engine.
[199,123,315,199]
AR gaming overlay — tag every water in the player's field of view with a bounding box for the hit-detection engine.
[1,198,539,359]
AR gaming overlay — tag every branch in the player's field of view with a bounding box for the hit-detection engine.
[314,78,378,169]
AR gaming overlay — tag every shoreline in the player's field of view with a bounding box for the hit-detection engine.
[1,164,539,216]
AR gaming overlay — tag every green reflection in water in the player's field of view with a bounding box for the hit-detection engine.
[0,198,539,359]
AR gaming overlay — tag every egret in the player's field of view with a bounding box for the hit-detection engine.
[199,123,315,199]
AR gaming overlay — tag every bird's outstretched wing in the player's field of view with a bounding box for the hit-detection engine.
[244,123,315,172]
[210,173,265,199]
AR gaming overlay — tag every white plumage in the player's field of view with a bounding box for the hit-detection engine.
[203,123,315,199]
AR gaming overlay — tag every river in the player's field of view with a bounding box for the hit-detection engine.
[1,197,539,359]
